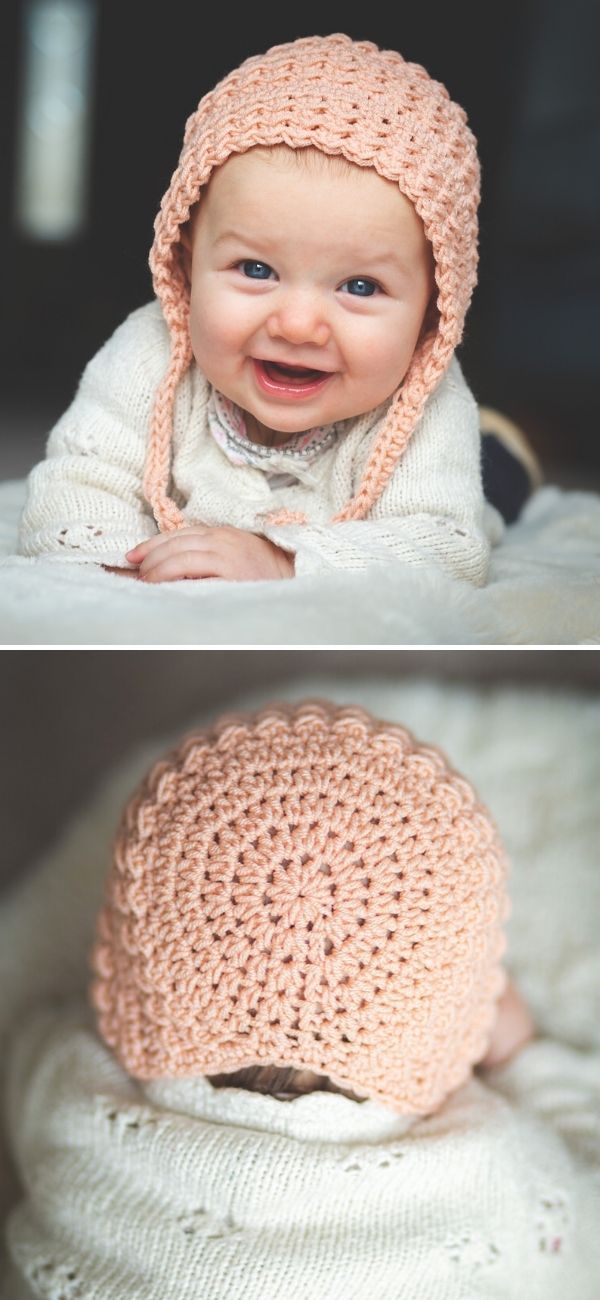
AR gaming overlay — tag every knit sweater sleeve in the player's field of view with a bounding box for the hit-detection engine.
[261,360,503,587]
[17,302,169,567]
[485,1038,600,1176]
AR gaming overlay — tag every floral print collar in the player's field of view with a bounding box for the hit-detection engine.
[207,388,342,485]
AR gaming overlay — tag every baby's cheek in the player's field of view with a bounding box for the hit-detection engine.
[188,290,217,360]
[198,310,246,381]
[191,277,253,348]
[355,324,414,400]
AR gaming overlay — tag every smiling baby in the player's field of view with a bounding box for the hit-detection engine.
[18,34,502,584]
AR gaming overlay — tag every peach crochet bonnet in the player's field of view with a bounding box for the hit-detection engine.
[146,32,480,533]
[89,701,509,1116]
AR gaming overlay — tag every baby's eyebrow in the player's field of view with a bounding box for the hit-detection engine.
[366,250,411,273]
[214,229,258,247]
[214,230,410,272]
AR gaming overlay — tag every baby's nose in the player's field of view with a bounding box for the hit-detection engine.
[266,293,331,347]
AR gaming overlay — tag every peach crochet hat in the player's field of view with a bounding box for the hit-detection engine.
[89,701,509,1116]
[146,32,480,533]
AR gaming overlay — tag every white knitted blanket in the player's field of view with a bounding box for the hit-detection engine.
[1,677,599,1299]
[1,480,600,644]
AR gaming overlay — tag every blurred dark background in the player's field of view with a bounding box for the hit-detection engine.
[1,0,599,484]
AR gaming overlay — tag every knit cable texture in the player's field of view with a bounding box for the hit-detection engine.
[146,33,480,533]
[89,701,509,1114]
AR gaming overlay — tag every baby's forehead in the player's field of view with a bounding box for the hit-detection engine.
[197,146,421,232]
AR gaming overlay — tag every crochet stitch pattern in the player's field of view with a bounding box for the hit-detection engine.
[146,33,480,533]
[89,702,509,1114]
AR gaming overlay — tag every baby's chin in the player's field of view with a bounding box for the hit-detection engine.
[243,409,310,447]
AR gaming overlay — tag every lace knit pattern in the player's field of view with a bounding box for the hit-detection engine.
[89,701,509,1115]
[146,32,480,532]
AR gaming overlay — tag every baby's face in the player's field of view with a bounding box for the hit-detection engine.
[181,147,435,445]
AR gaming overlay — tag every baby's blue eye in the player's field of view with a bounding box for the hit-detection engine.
[342,278,378,297]
[239,260,273,279]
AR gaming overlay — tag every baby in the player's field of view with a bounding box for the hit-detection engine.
[2,701,537,1298]
[17,33,508,586]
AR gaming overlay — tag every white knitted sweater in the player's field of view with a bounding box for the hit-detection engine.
[17,301,501,582]
[3,1002,600,1300]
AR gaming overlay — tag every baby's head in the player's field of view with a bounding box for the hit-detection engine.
[89,701,509,1116]
[178,144,436,448]
[146,33,480,531]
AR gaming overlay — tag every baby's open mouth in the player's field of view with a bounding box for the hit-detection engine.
[260,359,327,383]
[252,357,333,399]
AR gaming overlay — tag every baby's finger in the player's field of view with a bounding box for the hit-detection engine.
[126,526,209,562]
[126,537,162,561]
[138,549,224,583]
[137,533,213,576]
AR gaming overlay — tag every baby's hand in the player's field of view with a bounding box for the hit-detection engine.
[126,525,295,583]
[478,978,536,1070]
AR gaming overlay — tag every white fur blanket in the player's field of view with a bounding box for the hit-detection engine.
[1,678,599,1297]
[1,480,600,644]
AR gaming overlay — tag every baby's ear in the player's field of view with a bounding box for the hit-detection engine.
[417,292,439,344]
[179,200,201,284]
[179,223,193,283]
